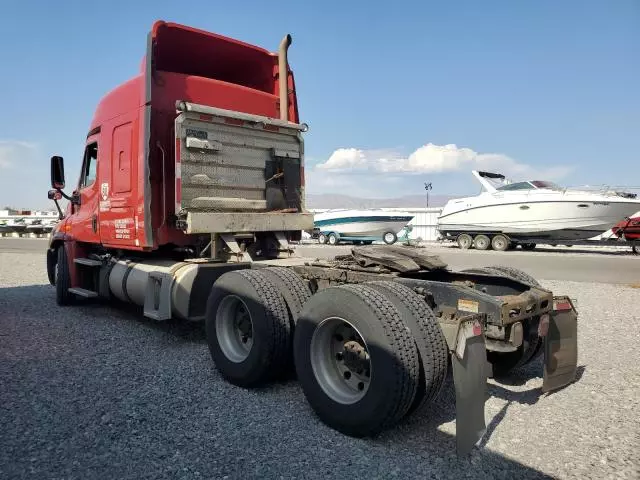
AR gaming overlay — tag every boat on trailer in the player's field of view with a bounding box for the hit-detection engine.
[313,209,414,246]
[437,170,640,251]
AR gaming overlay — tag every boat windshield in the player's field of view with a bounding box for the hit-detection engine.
[530,180,562,190]
[496,180,562,191]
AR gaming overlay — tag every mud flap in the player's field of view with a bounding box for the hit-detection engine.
[542,296,578,393]
[440,314,488,455]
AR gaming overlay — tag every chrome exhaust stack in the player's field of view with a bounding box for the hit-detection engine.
[278,34,292,122]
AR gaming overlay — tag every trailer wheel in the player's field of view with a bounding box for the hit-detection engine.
[383,231,397,245]
[491,234,510,251]
[327,233,339,246]
[55,245,74,306]
[456,233,473,250]
[474,234,491,250]
[366,281,448,416]
[205,269,291,387]
[294,284,419,437]
[318,233,327,244]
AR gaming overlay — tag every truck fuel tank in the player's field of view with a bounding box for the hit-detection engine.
[107,259,249,321]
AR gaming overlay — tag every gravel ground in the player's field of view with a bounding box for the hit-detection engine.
[1,251,639,479]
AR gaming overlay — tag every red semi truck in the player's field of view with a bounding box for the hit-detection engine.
[46,21,578,455]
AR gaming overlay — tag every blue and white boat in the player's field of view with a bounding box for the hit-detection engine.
[313,209,414,245]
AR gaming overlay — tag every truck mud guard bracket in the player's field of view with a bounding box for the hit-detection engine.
[438,313,489,456]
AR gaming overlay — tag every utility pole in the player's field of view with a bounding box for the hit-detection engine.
[424,182,432,208]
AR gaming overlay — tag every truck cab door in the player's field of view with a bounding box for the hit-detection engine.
[69,138,101,243]
[98,119,138,247]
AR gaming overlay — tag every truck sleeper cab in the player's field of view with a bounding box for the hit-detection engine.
[45,21,579,456]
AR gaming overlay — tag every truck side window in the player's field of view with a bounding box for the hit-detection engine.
[80,142,98,188]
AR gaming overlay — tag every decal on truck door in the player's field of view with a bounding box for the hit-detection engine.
[113,218,134,240]
[99,183,111,211]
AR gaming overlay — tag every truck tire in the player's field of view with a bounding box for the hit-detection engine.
[461,265,541,288]
[55,245,74,306]
[259,267,312,378]
[482,265,541,287]
[205,269,292,387]
[366,281,448,416]
[293,284,419,437]
[47,247,57,286]
[259,267,311,325]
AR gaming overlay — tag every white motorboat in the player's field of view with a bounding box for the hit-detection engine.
[4,218,28,234]
[437,170,640,249]
[313,209,414,245]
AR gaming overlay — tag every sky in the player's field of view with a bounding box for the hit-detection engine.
[0,0,638,209]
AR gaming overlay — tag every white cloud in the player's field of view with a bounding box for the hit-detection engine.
[307,143,574,197]
[316,143,572,178]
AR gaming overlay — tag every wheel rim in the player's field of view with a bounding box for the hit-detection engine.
[494,236,508,250]
[329,235,337,245]
[310,317,371,404]
[215,295,254,363]
[475,236,489,249]
[384,232,395,243]
[458,235,472,249]
[319,234,326,244]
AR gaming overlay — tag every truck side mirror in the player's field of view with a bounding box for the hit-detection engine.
[47,189,62,201]
[51,155,65,189]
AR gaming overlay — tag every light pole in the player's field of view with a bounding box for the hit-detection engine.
[424,182,432,208]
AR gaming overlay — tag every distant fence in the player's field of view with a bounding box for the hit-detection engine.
[379,207,443,242]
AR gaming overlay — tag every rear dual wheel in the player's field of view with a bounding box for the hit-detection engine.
[206,270,449,437]
[205,268,311,387]
[294,282,448,436]
[294,284,419,436]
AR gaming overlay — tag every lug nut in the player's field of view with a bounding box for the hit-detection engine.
[358,382,365,391]
[343,371,351,380]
